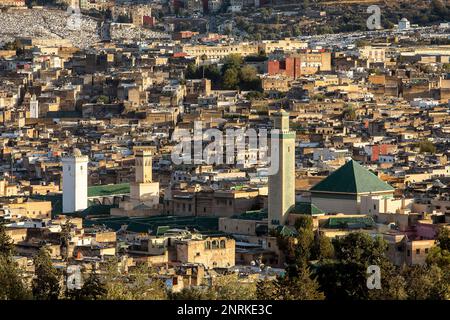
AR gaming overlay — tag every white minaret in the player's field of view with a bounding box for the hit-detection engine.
[268,110,295,229]
[62,148,88,213]
[30,95,39,118]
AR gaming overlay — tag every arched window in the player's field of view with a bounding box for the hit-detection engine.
[220,240,226,249]
[205,241,211,250]
[211,240,219,249]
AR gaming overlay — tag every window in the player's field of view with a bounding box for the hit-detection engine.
[416,249,420,255]
[407,250,410,257]
[220,240,226,248]
[425,248,429,254]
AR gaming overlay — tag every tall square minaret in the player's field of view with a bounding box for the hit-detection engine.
[30,95,39,118]
[62,149,88,213]
[135,150,153,183]
[268,110,295,229]
[130,150,160,208]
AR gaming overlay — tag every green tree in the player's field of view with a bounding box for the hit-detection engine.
[127,264,167,300]
[294,215,313,231]
[223,54,243,71]
[185,62,199,79]
[312,233,335,261]
[294,216,315,263]
[258,265,324,300]
[32,247,61,300]
[68,271,106,300]
[240,65,258,82]
[104,259,167,300]
[426,227,450,268]
[368,260,407,300]
[426,246,450,268]
[169,286,216,300]
[256,278,280,300]
[223,68,240,90]
[103,257,133,299]
[280,271,325,300]
[316,233,389,300]
[436,227,450,251]
[0,224,14,257]
[170,273,256,300]
[334,232,387,265]
[0,256,31,300]
[404,264,449,300]
[0,228,31,300]
[213,273,256,300]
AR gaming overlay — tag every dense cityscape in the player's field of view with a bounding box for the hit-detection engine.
[0,0,450,304]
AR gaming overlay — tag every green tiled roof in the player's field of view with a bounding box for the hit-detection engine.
[231,209,268,221]
[156,226,171,236]
[326,216,375,229]
[83,215,219,234]
[290,202,324,215]
[310,160,394,194]
[276,225,298,237]
[88,183,130,197]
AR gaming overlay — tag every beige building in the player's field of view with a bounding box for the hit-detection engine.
[181,43,259,62]
[261,76,291,92]
[175,236,235,269]
[5,199,52,219]
[259,39,308,54]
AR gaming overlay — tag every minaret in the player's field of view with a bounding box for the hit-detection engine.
[268,110,295,229]
[135,150,153,183]
[130,150,160,207]
[62,148,88,213]
[30,94,39,118]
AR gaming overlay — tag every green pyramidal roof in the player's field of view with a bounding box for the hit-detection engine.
[290,202,324,215]
[310,160,394,194]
